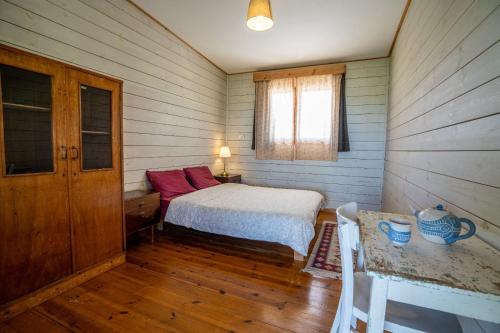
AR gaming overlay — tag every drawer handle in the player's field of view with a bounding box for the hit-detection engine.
[138,202,145,207]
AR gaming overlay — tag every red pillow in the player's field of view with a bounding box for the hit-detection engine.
[146,169,196,198]
[183,166,220,190]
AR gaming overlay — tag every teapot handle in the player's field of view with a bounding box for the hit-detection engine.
[378,221,390,236]
[454,218,476,241]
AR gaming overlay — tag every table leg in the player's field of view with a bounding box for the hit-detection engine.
[367,277,388,333]
[156,220,163,231]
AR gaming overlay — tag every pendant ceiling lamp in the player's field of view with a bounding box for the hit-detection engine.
[247,0,273,31]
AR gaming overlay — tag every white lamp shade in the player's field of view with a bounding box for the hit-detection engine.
[247,16,273,31]
[247,0,273,31]
[219,146,231,158]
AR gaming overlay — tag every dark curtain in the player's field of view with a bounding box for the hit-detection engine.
[337,73,350,152]
[251,83,257,150]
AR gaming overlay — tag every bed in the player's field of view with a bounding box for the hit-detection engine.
[165,183,324,258]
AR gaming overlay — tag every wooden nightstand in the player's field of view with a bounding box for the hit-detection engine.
[124,190,160,244]
[214,174,241,184]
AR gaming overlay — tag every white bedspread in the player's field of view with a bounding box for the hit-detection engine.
[165,183,324,255]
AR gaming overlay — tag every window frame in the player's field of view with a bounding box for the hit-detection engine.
[255,64,345,161]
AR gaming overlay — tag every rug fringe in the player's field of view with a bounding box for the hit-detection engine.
[302,267,342,279]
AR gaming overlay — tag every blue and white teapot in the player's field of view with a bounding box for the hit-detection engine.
[411,204,476,245]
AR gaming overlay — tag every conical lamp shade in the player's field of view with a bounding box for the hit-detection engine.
[219,146,231,158]
[247,0,273,31]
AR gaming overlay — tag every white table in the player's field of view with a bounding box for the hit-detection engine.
[357,210,500,333]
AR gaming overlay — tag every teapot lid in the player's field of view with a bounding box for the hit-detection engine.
[418,204,449,221]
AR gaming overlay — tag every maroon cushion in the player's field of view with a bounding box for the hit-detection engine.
[146,169,196,198]
[183,166,220,190]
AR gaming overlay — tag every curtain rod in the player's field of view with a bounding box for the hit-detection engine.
[253,63,346,81]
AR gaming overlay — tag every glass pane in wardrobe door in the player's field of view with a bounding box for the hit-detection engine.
[0,64,53,175]
[80,85,112,170]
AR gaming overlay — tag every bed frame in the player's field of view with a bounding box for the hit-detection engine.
[294,252,305,261]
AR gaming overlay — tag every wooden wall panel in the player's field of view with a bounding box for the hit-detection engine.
[383,0,500,249]
[226,58,389,210]
[0,0,226,191]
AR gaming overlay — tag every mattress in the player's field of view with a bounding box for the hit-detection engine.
[165,183,324,255]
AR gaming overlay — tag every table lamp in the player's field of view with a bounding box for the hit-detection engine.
[219,146,231,176]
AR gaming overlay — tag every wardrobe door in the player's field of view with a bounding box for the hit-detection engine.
[0,48,71,304]
[67,69,123,271]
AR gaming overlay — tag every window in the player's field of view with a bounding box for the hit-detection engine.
[0,64,54,174]
[80,84,113,170]
[255,71,342,161]
[269,78,294,143]
[296,75,333,141]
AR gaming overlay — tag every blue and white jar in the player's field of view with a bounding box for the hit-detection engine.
[413,205,476,245]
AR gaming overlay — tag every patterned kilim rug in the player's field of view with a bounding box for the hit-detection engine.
[302,221,342,279]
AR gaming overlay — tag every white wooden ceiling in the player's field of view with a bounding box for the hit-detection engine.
[133,0,407,73]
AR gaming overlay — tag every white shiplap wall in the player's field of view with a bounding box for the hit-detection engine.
[227,59,389,210]
[383,0,500,247]
[0,0,227,191]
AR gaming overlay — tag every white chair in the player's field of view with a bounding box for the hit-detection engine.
[331,202,463,333]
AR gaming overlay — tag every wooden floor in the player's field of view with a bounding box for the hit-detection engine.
[0,211,343,333]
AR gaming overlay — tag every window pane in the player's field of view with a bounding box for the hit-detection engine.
[1,64,53,175]
[80,85,112,170]
[296,75,333,142]
[269,78,294,143]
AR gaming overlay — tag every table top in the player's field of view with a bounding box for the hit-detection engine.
[214,174,241,178]
[124,189,159,201]
[358,210,500,299]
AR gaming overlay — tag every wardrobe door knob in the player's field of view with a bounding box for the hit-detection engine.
[71,146,79,160]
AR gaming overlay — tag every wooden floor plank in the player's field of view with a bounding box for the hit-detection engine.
[83,269,290,333]
[124,252,339,313]
[107,263,329,333]
[1,310,70,333]
[4,211,340,333]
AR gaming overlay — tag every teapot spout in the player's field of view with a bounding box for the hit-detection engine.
[409,205,420,217]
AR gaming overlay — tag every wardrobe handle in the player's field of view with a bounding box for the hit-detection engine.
[71,146,79,160]
[61,145,68,160]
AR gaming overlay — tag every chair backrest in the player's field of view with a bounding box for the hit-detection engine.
[337,202,358,222]
[336,202,360,333]
[337,202,359,251]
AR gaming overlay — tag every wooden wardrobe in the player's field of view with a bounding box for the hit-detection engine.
[0,45,124,306]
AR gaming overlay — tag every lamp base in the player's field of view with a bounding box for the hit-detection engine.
[220,171,229,177]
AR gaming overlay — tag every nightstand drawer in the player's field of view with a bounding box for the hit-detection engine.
[125,196,159,216]
[126,204,159,220]
[124,190,160,240]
